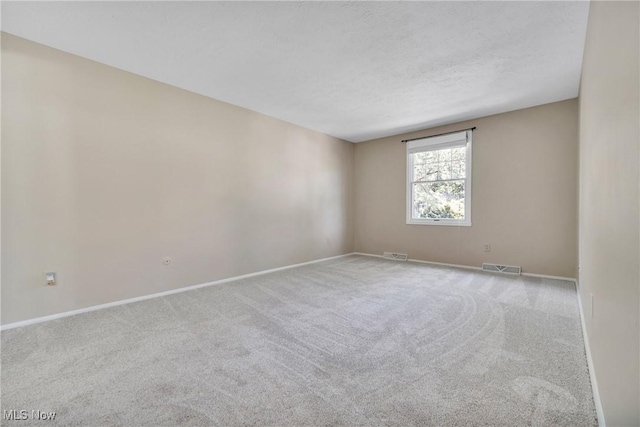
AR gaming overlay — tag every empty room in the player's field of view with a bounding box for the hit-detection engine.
[1,1,638,426]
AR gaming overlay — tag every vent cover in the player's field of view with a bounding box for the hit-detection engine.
[482,263,521,275]
[383,252,408,261]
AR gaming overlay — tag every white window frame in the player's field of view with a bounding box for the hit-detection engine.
[406,130,472,226]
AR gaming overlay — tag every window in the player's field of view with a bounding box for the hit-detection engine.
[406,130,472,226]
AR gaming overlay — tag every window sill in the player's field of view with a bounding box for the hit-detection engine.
[406,219,472,227]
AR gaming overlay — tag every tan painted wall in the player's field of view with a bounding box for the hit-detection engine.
[354,99,579,278]
[1,34,354,325]
[578,2,640,425]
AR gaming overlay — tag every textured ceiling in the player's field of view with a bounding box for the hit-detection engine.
[1,1,590,142]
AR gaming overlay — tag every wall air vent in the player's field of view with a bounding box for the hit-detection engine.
[482,263,521,275]
[383,252,408,261]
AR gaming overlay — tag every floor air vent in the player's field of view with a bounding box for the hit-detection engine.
[482,263,521,275]
[383,252,408,261]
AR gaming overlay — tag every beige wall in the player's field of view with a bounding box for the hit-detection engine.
[354,99,579,278]
[1,34,354,325]
[578,2,640,425]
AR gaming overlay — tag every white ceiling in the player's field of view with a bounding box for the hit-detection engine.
[2,1,590,142]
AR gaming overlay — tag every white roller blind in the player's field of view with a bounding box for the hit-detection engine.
[407,131,468,153]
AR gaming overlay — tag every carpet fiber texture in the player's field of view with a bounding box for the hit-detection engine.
[1,255,596,426]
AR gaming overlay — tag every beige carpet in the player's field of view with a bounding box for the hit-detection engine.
[1,255,596,426]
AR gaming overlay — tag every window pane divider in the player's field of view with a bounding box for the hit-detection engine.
[411,178,466,184]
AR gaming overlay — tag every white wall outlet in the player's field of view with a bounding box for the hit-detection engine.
[162,257,172,265]
[483,244,491,252]
[46,272,56,286]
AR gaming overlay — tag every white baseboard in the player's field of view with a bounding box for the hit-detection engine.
[354,252,482,271]
[521,271,577,283]
[353,252,576,282]
[352,252,384,259]
[408,257,483,271]
[0,252,356,331]
[575,281,606,426]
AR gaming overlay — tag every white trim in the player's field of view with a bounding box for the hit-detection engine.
[408,257,482,271]
[406,130,472,226]
[0,253,356,331]
[352,252,385,259]
[353,252,482,271]
[576,281,605,427]
[521,272,577,283]
[405,219,472,227]
[353,252,578,282]
[406,130,467,150]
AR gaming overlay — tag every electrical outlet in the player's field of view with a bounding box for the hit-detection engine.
[162,257,172,265]
[483,244,491,252]
[46,272,56,286]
